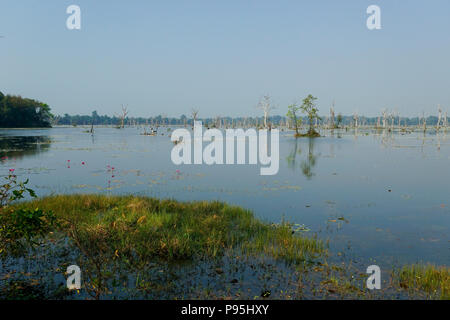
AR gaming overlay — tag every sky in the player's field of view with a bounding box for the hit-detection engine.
[0,0,449,118]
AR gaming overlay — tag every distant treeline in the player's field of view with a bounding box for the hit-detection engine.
[0,91,53,128]
[1,90,446,128]
[54,111,445,127]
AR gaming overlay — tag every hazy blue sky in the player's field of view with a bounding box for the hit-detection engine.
[1,0,449,118]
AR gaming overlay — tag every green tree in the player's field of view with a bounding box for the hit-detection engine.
[300,94,320,136]
[337,113,343,128]
[0,93,53,128]
[286,103,302,136]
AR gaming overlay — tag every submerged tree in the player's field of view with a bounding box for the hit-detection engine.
[257,95,275,128]
[286,103,302,137]
[118,105,129,128]
[191,108,199,123]
[301,138,318,179]
[337,113,343,128]
[329,101,335,129]
[300,94,320,137]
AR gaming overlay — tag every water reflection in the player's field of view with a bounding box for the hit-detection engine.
[286,138,319,180]
[301,138,318,180]
[0,136,52,159]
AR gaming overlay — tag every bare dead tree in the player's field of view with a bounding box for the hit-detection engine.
[444,111,448,130]
[257,95,275,128]
[353,111,359,128]
[191,108,199,123]
[390,111,395,131]
[422,111,427,132]
[437,105,443,130]
[214,115,221,128]
[329,101,335,129]
[382,109,388,129]
[118,105,129,128]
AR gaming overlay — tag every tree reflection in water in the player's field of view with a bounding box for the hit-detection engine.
[286,137,318,180]
[0,136,52,160]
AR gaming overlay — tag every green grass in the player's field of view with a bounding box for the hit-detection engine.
[397,264,450,299]
[5,194,450,300]
[12,194,325,264]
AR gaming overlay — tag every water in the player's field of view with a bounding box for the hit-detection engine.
[0,127,449,268]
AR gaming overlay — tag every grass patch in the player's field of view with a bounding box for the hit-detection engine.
[12,194,324,263]
[295,130,321,138]
[6,194,325,299]
[397,264,450,299]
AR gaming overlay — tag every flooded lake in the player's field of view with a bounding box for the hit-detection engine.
[1,127,449,269]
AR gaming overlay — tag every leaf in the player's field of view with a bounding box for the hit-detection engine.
[137,216,146,224]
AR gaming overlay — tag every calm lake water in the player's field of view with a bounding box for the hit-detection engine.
[1,127,449,268]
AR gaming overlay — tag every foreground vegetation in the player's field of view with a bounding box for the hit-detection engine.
[1,194,325,299]
[0,192,449,299]
[398,265,449,300]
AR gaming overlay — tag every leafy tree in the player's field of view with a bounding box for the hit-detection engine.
[0,93,53,128]
[286,103,302,136]
[337,113,343,127]
[300,94,320,136]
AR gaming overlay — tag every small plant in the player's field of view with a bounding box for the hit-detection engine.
[0,170,56,255]
[0,169,36,208]
[1,208,56,246]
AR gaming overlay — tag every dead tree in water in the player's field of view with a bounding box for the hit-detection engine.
[191,108,199,123]
[329,101,335,129]
[422,112,427,132]
[353,111,359,128]
[444,111,448,131]
[214,115,221,128]
[382,109,388,129]
[257,95,275,128]
[437,105,443,131]
[119,105,129,128]
[390,112,395,131]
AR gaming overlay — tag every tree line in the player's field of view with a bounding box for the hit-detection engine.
[0,91,445,128]
[54,111,443,128]
[0,91,53,128]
